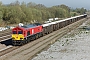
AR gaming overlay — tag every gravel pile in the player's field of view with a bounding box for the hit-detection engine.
[32,20,90,60]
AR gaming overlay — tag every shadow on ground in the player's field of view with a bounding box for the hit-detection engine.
[0,39,13,46]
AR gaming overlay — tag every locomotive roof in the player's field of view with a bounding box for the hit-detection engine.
[21,24,37,28]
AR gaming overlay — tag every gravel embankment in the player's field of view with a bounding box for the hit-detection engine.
[32,19,90,60]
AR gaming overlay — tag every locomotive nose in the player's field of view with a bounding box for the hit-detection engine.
[12,34,24,40]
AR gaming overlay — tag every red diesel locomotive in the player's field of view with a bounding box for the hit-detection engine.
[12,23,43,45]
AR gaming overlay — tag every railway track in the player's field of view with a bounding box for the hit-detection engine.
[0,29,11,42]
[0,29,13,57]
[0,29,11,34]
[0,18,87,60]
[0,46,19,56]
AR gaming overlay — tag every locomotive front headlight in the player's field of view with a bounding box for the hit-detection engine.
[20,38,23,40]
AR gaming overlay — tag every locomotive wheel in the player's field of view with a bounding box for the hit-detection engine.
[36,34,39,39]
[12,42,16,46]
[40,32,43,37]
[33,35,35,40]
[30,35,35,41]
[23,40,25,45]
[12,40,17,46]
[38,33,41,38]
[25,40,28,44]
[30,36,33,41]
[20,42,23,46]
[27,38,30,42]
[18,41,23,46]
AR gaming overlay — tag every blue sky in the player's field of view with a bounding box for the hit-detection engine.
[0,0,89,9]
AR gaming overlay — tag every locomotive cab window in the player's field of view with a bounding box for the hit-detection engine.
[13,31,17,34]
[18,31,23,34]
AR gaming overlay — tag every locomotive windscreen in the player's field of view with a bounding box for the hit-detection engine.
[13,31,17,34]
[13,31,23,34]
[18,31,23,34]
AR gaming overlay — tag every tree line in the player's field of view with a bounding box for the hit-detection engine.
[0,1,87,26]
